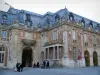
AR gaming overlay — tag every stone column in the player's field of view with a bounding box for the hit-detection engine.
[80,33,85,67]
[44,49,46,60]
[47,48,49,60]
[57,46,59,60]
[53,47,55,60]
[62,31,69,67]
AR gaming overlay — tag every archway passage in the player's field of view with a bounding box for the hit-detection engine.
[93,51,98,66]
[22,47,33,67]
[84,50,90,67]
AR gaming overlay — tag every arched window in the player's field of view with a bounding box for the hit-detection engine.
[0,46,5,63]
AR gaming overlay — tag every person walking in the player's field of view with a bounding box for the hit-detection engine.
[16,62,20,72]
[43,60,46,69]
[46,61,50,69]
[20,63,24,72]
[37,62,40,68]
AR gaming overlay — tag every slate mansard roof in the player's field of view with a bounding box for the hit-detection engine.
[0,7,100,32]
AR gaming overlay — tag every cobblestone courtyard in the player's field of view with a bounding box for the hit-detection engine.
[0,67,100,75]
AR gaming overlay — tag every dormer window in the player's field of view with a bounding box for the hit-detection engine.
[81,22,84,26]
[95,24,99,32]
[89,21,93,29]
[55,14,60,22]
[69,12,74,21]
[96,24,99,29]
[2,14,7,24]
[81,18,85,27]
[26,14,31,21]
[70,17,73,21]
[25,20,32,27]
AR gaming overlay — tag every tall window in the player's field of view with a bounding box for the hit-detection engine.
[84,33,87,43]
[89,21,93,29]
[93,35,95,44]
[41,33,46,46]
[52,30,58,40]
[20,31,24,37]
[1,30,7,39]
[96,38,99,45]
[73,47,77,62]
[0,46,5,63]
[72,29,76,40]
[25,32,31,39]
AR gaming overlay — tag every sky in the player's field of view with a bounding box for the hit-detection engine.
[1,0,100,23]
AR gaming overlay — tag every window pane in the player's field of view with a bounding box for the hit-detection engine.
[53,31,57,40]
[84,33,87,42]
[72,30,76,40]
[2,31,7,38]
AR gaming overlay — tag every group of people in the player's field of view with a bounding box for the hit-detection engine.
[15,60,50,72]
[33,62,40,68]
[41,60,50,69]
[15,62,24,72]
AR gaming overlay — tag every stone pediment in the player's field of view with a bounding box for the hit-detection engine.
[21,39,36,46]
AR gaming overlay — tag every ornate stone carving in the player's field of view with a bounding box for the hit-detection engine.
[21,39,36,46]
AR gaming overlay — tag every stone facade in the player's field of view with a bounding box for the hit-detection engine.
[0,5,100,68]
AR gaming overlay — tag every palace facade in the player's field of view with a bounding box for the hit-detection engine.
[0,5,100,69]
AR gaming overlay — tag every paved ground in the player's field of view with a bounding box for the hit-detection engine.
[0,67,100,75]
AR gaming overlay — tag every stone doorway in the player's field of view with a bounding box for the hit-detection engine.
[22,47,33,67]
[84,50,90,67]
[93,51,98,66]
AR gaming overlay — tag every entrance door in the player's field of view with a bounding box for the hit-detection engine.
[93,51,98,66]
[84,50,90,67]
[22,47,33,67]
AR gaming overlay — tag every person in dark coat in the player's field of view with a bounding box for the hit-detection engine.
[46,61,50,69]
[16,62,20,72]
[37,62,40,68]
[20,63,24,72]
[43,60,46,69]
[33,63,36,68]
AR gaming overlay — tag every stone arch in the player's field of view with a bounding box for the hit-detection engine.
[93,51,98,66]
[84,50,90,67]
[22,46,33,67]
[0,45,8,66]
